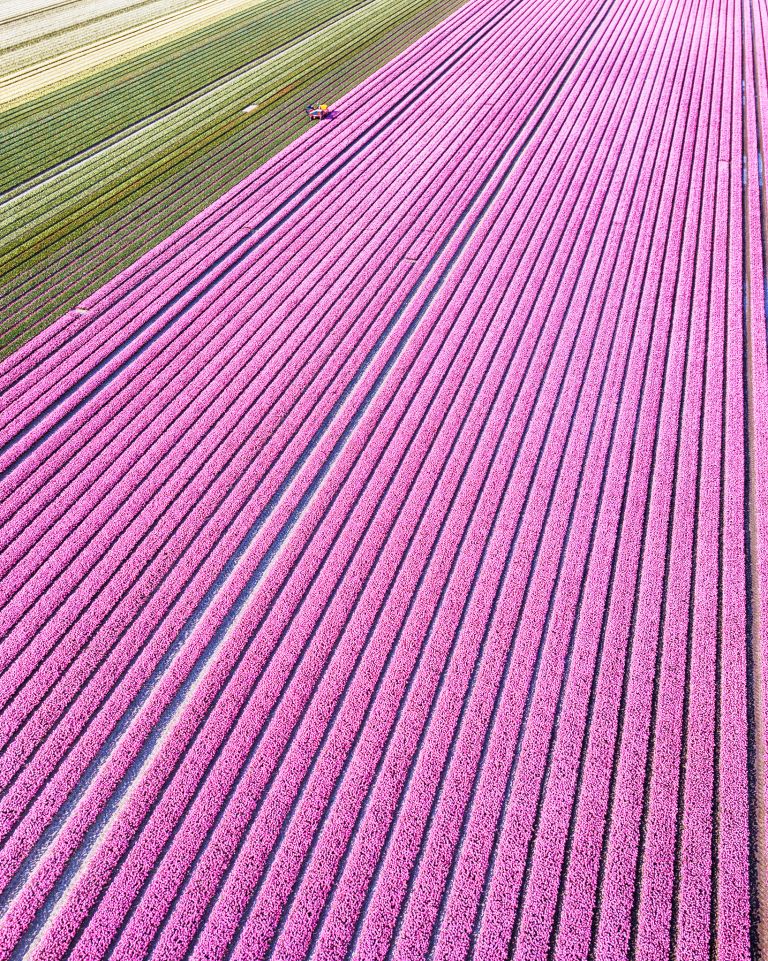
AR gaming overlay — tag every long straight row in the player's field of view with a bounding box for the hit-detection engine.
[0,0,766,957]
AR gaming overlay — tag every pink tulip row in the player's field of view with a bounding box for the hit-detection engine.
[0,0,567,633]
[743,10,768,960]
[0,0,577,667]
[0,0,526,438]
[0,0,595,899]
[0,0,471,352]
[0,0,562,722]
[375,0,711,955]
[0,0,763,958]
[162,2,663,952]
[248,0,680,947]
[352,0,720,952]
[0,1,501,461]
[0,0,584,764]
[0,0,608,953]
[0,0,487,394]
[114,1,680,952]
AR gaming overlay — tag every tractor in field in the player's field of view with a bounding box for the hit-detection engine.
[306,103,330,120]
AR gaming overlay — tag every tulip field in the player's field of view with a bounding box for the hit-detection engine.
[0,0,467,357]
[1,0,768,956]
